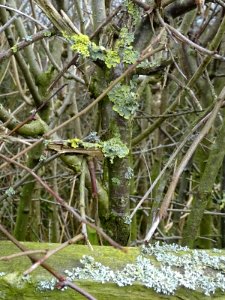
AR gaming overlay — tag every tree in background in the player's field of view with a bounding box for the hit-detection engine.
[0,0,225,249]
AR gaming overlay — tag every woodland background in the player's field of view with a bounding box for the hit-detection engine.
[0,0,225,252]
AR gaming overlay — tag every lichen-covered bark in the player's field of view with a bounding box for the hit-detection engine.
[0,242,225,299]
[102,113,131,245]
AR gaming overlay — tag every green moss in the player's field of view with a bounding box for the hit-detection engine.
[36,68,54,96]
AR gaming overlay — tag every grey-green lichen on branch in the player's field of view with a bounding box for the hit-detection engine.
[1,242,225,299]
[37,243,225,296]
[68,136,129,163]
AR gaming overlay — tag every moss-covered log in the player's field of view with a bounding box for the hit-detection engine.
[0,242,225,299]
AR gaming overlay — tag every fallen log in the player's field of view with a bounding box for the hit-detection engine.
[0,241,225,299]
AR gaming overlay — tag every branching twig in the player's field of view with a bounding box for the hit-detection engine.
[0,154,125,251]
[0,29,55,63]
[157,10,225,61]
[145,86,225,242]
[0,250,47,261]
[0,4,47,28]
[0,223,96,300]
[23,233,84,275]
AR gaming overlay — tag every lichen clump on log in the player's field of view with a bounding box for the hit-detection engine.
[37,243,225,296]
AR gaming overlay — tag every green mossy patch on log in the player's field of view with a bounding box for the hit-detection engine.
[0,242,225,299]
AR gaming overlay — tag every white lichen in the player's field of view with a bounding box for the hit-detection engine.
[34,242,225,296]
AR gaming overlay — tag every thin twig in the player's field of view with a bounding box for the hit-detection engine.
[157,10,225,61]
[130,107,215,221]
[0,250,47,261]
[0,4,47,29]
[145,86,225,242]
[0,29,55,63]
[0,223,96,300]
[0,154,125,251]
[23,234,84,275]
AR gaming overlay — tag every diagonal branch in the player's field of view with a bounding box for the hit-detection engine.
[0,153,125,251]
[156,10,225,62]
[0,223,96,300]
[0,29,55,63]
[144,86,225,242]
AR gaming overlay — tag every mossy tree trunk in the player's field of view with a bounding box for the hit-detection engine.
[182,113,225,248]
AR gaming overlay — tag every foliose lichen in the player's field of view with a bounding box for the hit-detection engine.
[125,167,134,179]
[108,80,138,119]
[101,137,129,163]
[36,242,225,296]
[5,187,15,197]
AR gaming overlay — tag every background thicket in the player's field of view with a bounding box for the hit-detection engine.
[0,0,225,250]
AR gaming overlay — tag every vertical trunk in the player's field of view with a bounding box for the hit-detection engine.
[105,114,131,245]
[14,144,44,240]
[182,113,225,247]
[220,158,225,248]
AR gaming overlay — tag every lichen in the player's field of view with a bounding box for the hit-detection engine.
[77,244,225,295]
[2,243,225,296]
[124,0,140,25]
[125,167,134,179]
[105,50,120,69]
[108,81,138,119]
[64,33,90,57]
[101,138,129,163]
[67,136,129,162]
[11,44,18,53]
[116,28,139,64]
[35,242,225,296]
[112,177,121,185]
[5,187,15,197]
[43,30,52,37]
[68,138,81,148]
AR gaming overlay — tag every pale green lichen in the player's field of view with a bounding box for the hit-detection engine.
[36,242,225,296]
[108,81,138,119]
[101,138,129,163]
[43,30,52,37]
[63,27,138,69]
[5,187,15,197]
[89,43,106,61]
[105,50,120,69]
[11,44,18,53]
[125,167,134,179]
[68,136,129,162]
[112,177,121,185]
[39,155,47,162]
[116,28,139,64]
[1,243,224,296]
